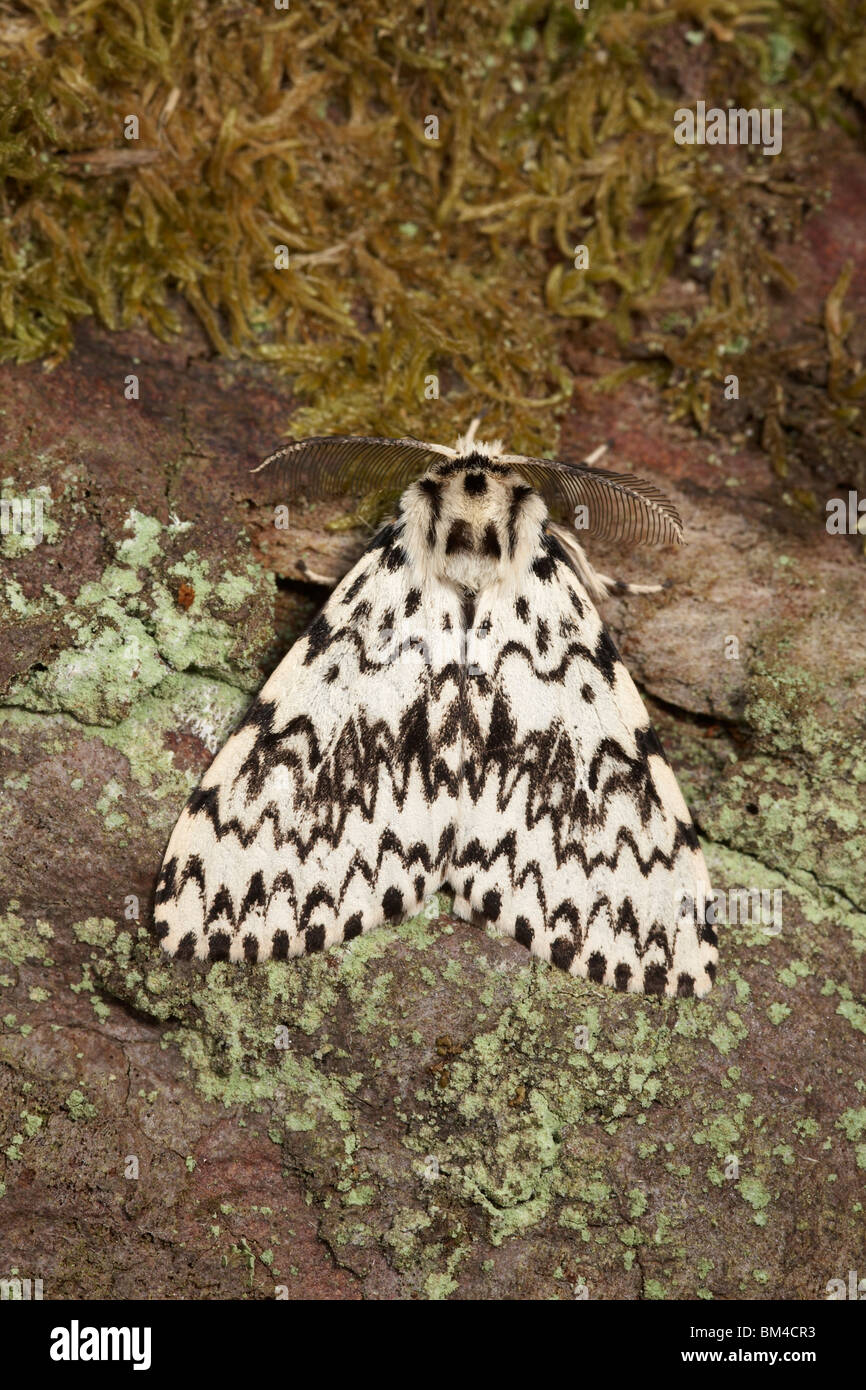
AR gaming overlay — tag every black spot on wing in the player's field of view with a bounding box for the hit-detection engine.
[643,962,668,995]
[551,937,576,971]
[207,930,231,962]
[383,886,404,920]
[343,913,362,942]
[481,889,501,922]
[514,917,533,949]
[304,613,333,664]
[175,931,196,961]
[305,923,326,952]
[587,951,606,984]
[342,568,369,603]
[614,962,632,992]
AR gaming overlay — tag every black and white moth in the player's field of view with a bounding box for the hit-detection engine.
[155,424,717,997]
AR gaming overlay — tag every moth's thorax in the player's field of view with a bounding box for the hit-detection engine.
[401,450,547,592]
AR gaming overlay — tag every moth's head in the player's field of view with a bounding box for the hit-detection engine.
[402,452,547,590]
[252,429,684,551]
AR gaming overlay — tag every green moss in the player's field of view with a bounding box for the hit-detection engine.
[0,1,863,464]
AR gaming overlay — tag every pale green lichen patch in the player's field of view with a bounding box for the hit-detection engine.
[64,1089,97,1122]
[737,1176,773,1225]
[72,918,117,949]
[701,657,866,927]
[95,674,250,803]
[0,911,55,969]
[4,508,274,726]
[7,601,167,724]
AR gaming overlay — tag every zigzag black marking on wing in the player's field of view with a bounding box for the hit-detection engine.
[554,818,699,878]
[451,807,697,881]
[452,830,520,879]
[582,896,676,968]
[334,828,451,903]
[512,858,548,918]
[154,852,204,907]
[180,695,462,864]
[488,629,621,687]
[164,825,459,944]
[296,610,468,696]
[463,689,668,834]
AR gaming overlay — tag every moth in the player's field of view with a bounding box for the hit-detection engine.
[155,424,717,997]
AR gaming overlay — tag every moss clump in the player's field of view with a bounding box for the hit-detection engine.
[0,1,863,462]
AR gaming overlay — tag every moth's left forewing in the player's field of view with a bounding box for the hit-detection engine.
[155,521,464,962]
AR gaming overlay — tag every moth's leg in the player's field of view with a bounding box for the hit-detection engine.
[297,557,338,587]
[547,523,664,602]
[595,573,664,597]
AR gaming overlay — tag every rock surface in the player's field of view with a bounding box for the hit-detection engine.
[1,300,865,1300]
